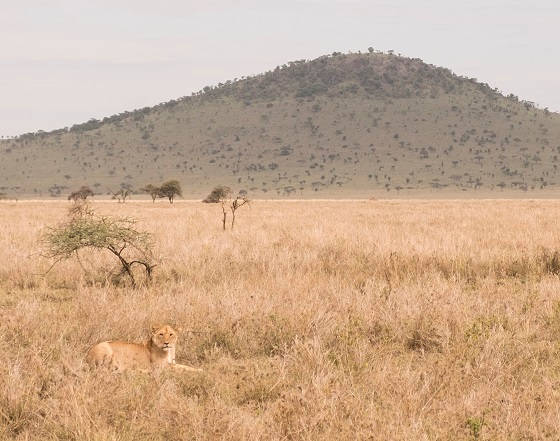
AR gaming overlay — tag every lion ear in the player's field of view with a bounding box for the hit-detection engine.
[151,324,160,334]
[175,326,183,333]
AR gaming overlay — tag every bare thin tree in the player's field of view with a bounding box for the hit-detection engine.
[111,189,131,203]
[216,188,249,230]
[230,196,250,229]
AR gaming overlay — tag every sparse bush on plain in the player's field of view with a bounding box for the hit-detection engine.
[111,189,131,203]
[203,185,232,203]
[228,195,250,230]
[158,180,182,204]
[43,202,155,286]
[141,184,160,203]
[212,188,250,230]
[141,180,182,203]
[466,415,485,440]
[68,185,94,202]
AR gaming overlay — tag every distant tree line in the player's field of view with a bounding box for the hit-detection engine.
[67,180,183,204]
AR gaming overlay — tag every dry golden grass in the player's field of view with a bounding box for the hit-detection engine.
[2,199,560,440]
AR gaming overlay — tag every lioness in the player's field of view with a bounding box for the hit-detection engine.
[86,324,202,372]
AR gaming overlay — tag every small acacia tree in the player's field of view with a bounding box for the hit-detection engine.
[68,186,94,202]
[141,184,160,203]
[203,185,232,203]
[111,189,131,203]
[43,202,155,286]
[159,180,182,204]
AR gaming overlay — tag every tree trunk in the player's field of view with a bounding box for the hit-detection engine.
[107,247,136,286]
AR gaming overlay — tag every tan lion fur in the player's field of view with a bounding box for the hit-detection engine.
[86,324,202,373]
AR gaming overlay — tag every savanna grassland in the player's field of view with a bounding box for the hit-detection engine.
[2,199,560,440]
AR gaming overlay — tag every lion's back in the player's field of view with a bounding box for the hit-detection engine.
[86,341,150,371]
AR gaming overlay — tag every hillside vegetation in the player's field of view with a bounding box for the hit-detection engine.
[2,51,560,198]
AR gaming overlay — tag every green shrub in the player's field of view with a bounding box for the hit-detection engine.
[43,202,155,286]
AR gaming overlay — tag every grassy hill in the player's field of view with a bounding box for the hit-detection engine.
[2,51,560,198]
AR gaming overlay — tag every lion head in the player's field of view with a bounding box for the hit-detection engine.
[150,324,180,352]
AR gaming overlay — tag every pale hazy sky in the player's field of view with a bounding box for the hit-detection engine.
[1,0,559,136]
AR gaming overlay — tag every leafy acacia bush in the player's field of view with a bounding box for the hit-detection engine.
[68,186,94,202]
[141,180,182,203]
[43,202,155,286]
[203,185,232,203]
[159,180,182,203]
[141,184,160,202]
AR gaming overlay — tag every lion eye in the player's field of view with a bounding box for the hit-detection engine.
[169,333,174,337]
[159,333,163,336]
